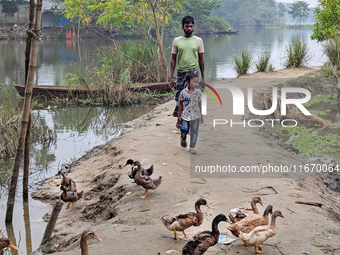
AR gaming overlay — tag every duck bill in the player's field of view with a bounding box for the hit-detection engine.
[8,242,19,250]
[260,201,265,206]
[205,203,212,209]
[93,235,102,242]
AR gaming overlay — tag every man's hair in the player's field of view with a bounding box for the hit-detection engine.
[185,70,199,82]
[182,16,194,26]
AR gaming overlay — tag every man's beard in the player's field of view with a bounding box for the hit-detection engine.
[184,30,193,36]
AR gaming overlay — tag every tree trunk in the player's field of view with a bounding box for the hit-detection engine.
[150,1,168,82]
[5,0,43,223]
[23,0,35,201]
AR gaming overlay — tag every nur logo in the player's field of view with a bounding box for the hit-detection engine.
[198,82,223,115]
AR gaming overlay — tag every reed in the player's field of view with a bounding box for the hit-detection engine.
[323,37,340,68]
[283,36,310,68]
[255,53,271,72]
[234,49,252,76]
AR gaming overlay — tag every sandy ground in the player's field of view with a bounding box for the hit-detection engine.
[31,67,340,255]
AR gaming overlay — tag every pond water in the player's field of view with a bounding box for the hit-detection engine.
[0,27,330,254]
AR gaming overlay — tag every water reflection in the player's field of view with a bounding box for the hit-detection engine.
[23,202,32,255]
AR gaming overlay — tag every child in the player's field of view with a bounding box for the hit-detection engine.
[177,71,204,154]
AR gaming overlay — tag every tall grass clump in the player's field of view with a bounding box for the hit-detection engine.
[323,37,340,68]
[255,53,271,72]
[65,40,160,106]
[234,49,252,76]
[283,36,310,68]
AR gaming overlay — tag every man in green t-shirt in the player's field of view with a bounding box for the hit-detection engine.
[169,16,205,126]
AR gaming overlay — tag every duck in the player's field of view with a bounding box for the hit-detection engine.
[134,167,162,198]
[161,198,211,242]
[226,205,273,237]
[239,210,284,254]
[60,185,83,211]
[124,159,153,180]
[0,238,19,252]
[59,172,76,192]
[228,196,265,223]
[80,231,102,255]
[182,214,228,255]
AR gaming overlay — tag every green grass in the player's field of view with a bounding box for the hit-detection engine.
[234,49,252,76]
[283,36,310,68]
[255,53,271,72]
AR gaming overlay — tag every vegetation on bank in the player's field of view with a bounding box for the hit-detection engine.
[65,40,173,106]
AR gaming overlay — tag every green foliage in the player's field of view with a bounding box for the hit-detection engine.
[234,49,252,75]
[255,53,271,72]
[311,1,340,42]
[288,0,309,26]
[65,40,159,106]
[323,36,340,68]
[276,125,340,158]
[283,36,310,68]
[319,62,336,78]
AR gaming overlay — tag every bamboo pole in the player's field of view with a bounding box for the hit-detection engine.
[23,0,34,199]
[5,0,43,223]
[41,200,63,245]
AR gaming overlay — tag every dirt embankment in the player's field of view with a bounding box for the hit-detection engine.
[31,67,340,255]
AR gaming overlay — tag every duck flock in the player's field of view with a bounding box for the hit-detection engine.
[1,159,285,255]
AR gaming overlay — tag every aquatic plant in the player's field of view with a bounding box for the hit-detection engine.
[234,49,252,76]
[283,36,310,68]
[255,53,271,72]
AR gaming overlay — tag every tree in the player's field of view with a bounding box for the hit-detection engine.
[278,2,286,26]
[288,1,309,26]
[63,0,182,82]
[311,0,340,42]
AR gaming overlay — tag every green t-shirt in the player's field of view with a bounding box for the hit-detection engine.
[171,35,204,73]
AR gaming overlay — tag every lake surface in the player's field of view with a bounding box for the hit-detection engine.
[0,27,328,254]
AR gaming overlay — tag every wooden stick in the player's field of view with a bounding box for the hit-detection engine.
[41,200,63,245]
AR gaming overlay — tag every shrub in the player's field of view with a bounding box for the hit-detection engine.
[234,49,252,76]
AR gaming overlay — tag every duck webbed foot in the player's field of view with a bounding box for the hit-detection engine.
[173,227,179,242]
[140,189,149,199]
[255,244,263,254]
[182,231,190,239]
[67,203,74,211]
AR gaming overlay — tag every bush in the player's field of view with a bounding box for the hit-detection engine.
[283,36,310,68]
[234,49,252,76]
[323,36,340,68]
[255,53,271,72]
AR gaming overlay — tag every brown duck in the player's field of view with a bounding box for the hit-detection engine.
[228,196,265,223]
[134,166,162,198]
[124,159,153,180]
[161,198,211,242]
[182,214,228,255]
[227,205,273,237]
[0,238,19,252]
[80,231,102,255]
[60,185,83,210]
[239,210,285,254]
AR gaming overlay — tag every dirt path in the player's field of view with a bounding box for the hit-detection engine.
[32,67,340,255]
